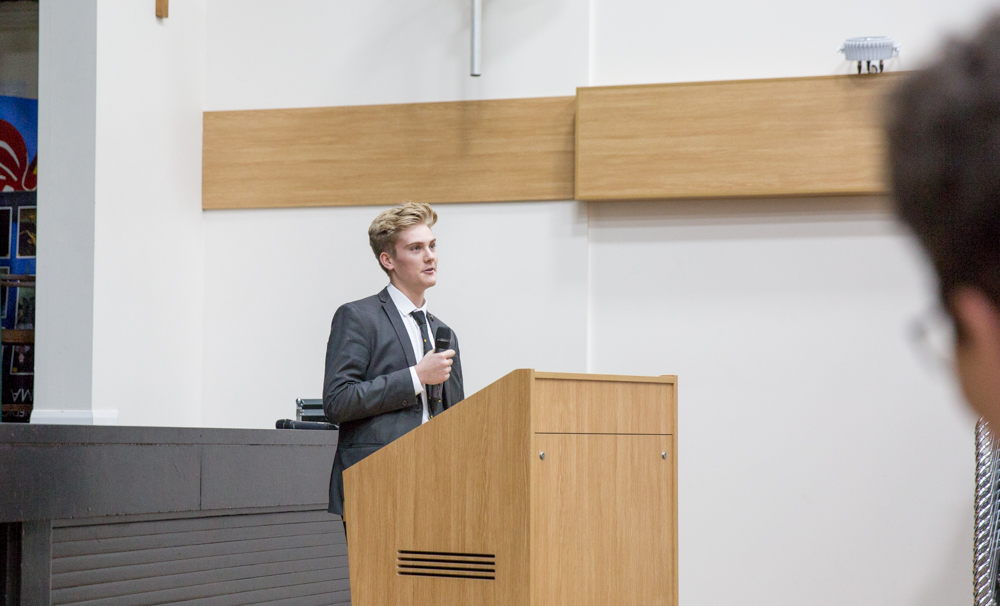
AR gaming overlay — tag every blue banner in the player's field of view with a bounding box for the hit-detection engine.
[0,96,37,164]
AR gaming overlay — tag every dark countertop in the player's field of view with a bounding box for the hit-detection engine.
[0,423,338,446]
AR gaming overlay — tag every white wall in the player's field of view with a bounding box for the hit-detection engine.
[91,0,207,426]
[205,0,590,110]
[37,0,206,425]
[36,0,98,417]
[588,198,974,604]
[590,0,1000,85]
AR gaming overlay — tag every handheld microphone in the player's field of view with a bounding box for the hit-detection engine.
[428,327,452,402]
[434,326,451,355]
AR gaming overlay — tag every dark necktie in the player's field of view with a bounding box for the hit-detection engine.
[410,310,441,418]
[410,310,433,356]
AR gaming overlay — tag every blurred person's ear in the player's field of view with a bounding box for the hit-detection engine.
[952,287,1000,425]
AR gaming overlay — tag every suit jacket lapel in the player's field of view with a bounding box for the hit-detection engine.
[379,287,417,367]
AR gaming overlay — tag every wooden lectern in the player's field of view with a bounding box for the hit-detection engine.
[343,370,677,606]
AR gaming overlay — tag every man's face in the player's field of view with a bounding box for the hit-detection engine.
[382,223,437,295]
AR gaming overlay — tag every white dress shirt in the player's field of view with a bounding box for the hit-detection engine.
[386,283,432,424]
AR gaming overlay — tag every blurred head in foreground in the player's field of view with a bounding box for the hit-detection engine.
[887,17,1000,426]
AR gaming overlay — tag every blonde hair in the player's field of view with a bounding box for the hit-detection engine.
[368,202,438,275]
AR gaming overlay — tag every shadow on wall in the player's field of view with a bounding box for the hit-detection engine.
[588,196,899,242]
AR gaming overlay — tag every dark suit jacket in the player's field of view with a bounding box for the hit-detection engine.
[323,287,464,516]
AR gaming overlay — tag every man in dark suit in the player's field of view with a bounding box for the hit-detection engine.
[323,202,464,517]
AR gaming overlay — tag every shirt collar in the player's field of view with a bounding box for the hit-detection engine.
[387,283,427,317]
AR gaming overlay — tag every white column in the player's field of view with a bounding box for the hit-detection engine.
[34,0,98,422]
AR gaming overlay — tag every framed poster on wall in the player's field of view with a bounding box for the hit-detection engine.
[0,95,37,423]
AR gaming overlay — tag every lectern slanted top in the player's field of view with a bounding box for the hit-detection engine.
[343,369,677,606]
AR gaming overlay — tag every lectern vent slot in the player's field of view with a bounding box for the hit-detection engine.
[397,550,496,580]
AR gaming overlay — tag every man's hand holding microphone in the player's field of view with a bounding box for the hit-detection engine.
[414,348,455,385]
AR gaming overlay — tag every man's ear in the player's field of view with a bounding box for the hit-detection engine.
[953,288,1000,350]
[379,251,394,273]
[951,287,1000,425]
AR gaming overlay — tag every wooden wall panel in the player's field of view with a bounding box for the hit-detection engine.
[203,97,576,210]
[575,74,902,201]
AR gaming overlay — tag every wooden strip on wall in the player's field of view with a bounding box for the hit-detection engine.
[575,74,903,201]
[203,97,576,210]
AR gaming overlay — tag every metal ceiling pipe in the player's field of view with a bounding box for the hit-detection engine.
[471,0,482,76]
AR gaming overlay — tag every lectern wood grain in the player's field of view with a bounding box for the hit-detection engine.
[344,370,677,606]
[344,369,533,606]
[532,434,674,606]
[203,97,576,210]
[575,74,902,200]
[533,376,674,434]
[535,372,677,383]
